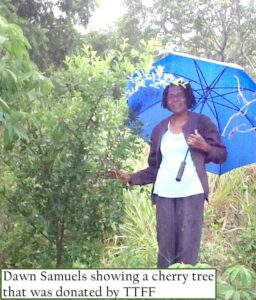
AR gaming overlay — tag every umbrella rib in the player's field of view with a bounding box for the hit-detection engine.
[210,90,243,109]
[196,87,240,95]
[209,90,256,127]
[194,99,218,120]
[193,61,208,93]
[199,92,256,132]
[209,67,228,89]
[193,63,228,106]
[172,65,228,103]
[205,100,241,111]
[200,89,243,110]
[206,86,255,92]
[187,86,255,102]
[170,73,202,88]
[197,66,238,133]
[135,99,162,115]
[190,86,255,115]
[208,92,222,133]
[195,90,239,105]
[192,61,211,105]
[189,65,229,132]
[198,67,228,105]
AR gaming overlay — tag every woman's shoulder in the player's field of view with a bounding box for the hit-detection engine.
[153,117,170,131]
[189,112,218,134]
[189,111,213,124]
[150,117,170,138]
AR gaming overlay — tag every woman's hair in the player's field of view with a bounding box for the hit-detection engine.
[162,80,196,109]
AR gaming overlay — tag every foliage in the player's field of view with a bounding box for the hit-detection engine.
[1,2,256,294]
[199,165,256,270]
[169,263,256,300]
[80,30,120,58]
[0,16,50,148]
[234,225,256,271]
[0,43,156,268]
[81,31,161,72]
[1,0,98,69]
[217,265,256,300]
[115,0,155,50]
[115,0,256,75]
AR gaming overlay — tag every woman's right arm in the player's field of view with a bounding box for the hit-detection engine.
[128,131,159,185]
[107,129,159,186]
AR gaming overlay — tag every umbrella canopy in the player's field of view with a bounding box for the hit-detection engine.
[127,51,256,175]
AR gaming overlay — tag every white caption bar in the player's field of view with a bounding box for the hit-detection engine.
[2,269,216,299]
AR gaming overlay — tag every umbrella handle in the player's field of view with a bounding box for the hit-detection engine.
[175,147,189,182]
[176,161,187,182]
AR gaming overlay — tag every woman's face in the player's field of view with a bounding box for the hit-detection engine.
[166,85,188,115]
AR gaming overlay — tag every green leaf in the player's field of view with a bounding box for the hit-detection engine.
[0,108,6,124]
[0,97,10,112]
[0,35,6,44]
[240,266,253,286]
[230,267,241,284]
[224,289,235,300]
[13,125,29,141]
[233,291,243,300]
[3,128,13,150]
[5,68,18,83]
[240,291,253,300]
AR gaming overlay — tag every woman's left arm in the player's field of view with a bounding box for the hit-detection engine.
[187,116,227,164]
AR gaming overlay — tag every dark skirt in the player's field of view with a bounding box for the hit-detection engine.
[154,193,205,268]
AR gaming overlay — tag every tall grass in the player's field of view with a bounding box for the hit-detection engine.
[200,165,256,270]
[208,165,256,228]
[102,186,157,268]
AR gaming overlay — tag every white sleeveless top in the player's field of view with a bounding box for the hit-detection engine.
[153,128,204,198]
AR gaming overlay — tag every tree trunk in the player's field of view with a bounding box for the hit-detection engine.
[56,216,65,268]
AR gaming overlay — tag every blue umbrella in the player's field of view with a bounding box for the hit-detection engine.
[127,51,256,175]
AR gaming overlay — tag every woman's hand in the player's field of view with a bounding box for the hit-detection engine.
[187,129,211,153]
[106,168,131,184]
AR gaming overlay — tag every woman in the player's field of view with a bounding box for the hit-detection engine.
[109,80,227,268]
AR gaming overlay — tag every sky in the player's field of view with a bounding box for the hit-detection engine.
[88,0,127,30]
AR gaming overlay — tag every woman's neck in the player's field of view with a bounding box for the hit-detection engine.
[169,111,189,134]
[171,111,189,122]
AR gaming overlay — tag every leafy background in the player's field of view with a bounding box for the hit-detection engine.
[0,1,256,299]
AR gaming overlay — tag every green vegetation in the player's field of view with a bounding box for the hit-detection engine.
[0,1,256,299]
[102,164,256,299]
[0,16,154,268]
[0,16,50,147]
[0,0,98,69]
